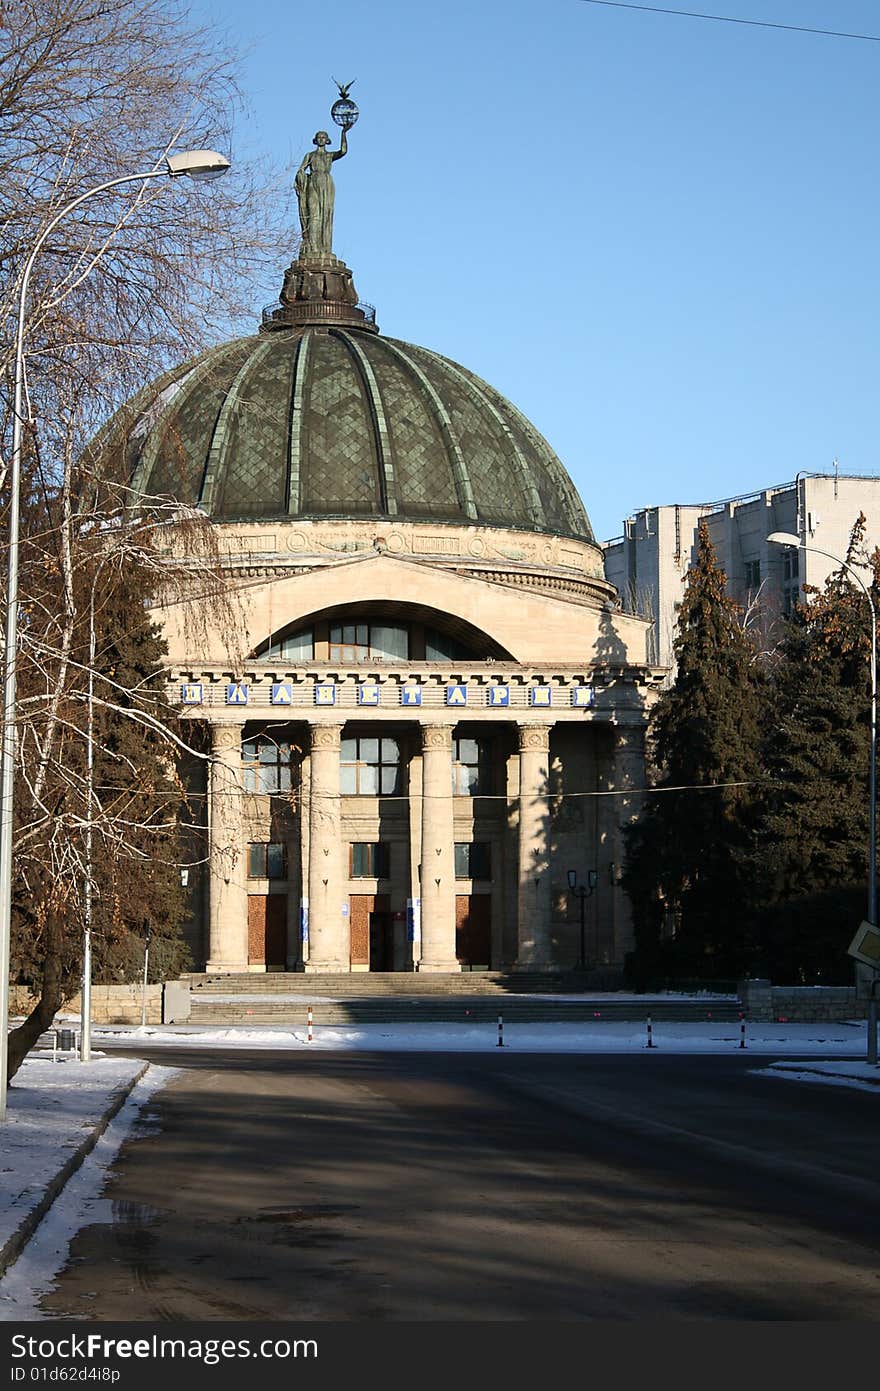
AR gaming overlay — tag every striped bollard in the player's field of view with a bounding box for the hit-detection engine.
[497,1014,504,1048]
[647,1015,654,1049]
[308,1005,313,1045]
[739,1012,746,1050]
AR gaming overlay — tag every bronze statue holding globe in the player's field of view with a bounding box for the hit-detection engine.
[267,82,376,334]
[295,81,359,257]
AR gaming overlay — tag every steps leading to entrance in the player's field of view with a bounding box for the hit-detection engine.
[187,971,612,998]
[187,996,742,1025]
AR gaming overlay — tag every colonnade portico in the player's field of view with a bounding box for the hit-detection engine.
[200,705,649,975]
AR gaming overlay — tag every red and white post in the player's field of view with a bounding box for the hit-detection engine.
[307,1005,313,1045]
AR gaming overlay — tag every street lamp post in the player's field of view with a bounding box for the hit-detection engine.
[0,149,231,1119]
[767,531,878,1064]
[567,869,599,972]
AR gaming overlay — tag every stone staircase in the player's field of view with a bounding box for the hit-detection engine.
[183,972,741,1025]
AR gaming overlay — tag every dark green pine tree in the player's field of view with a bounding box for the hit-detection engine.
[624,520,763,983]
[85,566,192,984]
[8,546,191,1079]
[746,515,877,982]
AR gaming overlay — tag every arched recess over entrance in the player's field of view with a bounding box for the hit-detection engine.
[250,600,515,663]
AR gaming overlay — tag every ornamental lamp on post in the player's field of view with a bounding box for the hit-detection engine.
[767,531,878,1065]
[0,148,230,1120]
[567,869,599,972]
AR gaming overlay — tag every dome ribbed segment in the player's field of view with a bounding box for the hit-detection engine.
[121,326,594,543]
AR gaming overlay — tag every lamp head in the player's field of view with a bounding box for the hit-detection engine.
[767,531,801,548]
[165,149,231,182]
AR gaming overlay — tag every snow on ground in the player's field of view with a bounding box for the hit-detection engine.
[0,1062,176,1320]
[0,1054,147,1262]
[92,1018,880,1058]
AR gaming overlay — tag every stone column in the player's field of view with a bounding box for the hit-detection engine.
[417,724,460,972]
[207,723,249,973]
[305,724,347,972]
[515,723,554,969]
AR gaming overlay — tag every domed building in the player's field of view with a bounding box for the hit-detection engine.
[100,129,659,980]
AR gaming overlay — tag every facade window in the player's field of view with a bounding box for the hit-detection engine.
[350,842,391,878]
[242,734,293,793]
[783,550,799,581]
[453,736,490,796]
[329,621,408,662]
[744,559,760,589]
[340,736,401,795]
[454,842,491,879]
[263,627,313,661]
[248,842,287,878]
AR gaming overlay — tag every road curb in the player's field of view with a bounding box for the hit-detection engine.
[0,1061,151,1279]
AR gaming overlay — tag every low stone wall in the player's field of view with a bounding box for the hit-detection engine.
[9,984,162,1025]
[738,979,868,1022]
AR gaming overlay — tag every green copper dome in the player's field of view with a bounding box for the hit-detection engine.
[115,325,594,542]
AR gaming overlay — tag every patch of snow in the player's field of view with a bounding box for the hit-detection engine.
[92,1019,878,1057]
[0,1062,176,1320]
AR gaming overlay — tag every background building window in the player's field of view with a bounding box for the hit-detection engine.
[453,736,490,795]
[329,621,408,662]
[350,842,391,878]
[340,736,401,795]
[242,734,293,793]
[744,559,760,589]
[454,842,491,879]
[783,550,799,581]
[248,842,287,878]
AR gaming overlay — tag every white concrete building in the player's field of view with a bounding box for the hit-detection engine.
[92,240,661,980]
[603,472,880,668]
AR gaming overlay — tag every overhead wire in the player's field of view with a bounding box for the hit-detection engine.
[578,0,880,43]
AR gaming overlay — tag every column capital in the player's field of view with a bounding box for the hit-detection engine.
[309,723,343,751]
[210,723,242,755]
[420,723,454,752]
[517,723,551,752]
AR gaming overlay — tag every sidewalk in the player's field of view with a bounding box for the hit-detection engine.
[0,1053,151,1280]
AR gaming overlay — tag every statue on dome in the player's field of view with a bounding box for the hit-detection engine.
[295,81,359,257]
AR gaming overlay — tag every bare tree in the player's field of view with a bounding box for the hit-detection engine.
[1,0,287,1082]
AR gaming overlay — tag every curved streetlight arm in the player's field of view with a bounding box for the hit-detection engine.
[0,154,228,1118]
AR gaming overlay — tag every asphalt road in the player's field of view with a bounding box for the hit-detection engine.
[39,1050,880,1321]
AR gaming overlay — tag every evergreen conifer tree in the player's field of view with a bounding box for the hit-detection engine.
[746,515,877,980]
[624,520,762,981]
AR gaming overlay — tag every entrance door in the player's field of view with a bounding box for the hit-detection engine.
[369,909,393,972]
[455,894,491,969]
[248,895,287,967]
[349,893,391,969]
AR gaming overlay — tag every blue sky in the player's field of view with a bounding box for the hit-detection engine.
[189,0,880,541]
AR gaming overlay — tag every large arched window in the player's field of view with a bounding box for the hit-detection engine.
[254,607,513,664]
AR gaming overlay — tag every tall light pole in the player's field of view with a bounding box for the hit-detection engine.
[0,149,231,1119]
[767,531,878,1064]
